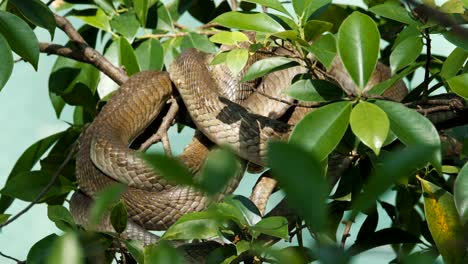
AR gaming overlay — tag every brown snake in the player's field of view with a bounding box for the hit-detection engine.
[69,45,407,260]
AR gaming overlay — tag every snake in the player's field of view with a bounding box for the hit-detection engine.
[69,43,407,261]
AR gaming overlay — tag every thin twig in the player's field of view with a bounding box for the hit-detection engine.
[340,220,353,249]
[0,251,24,264]
[141,30,217,40]
[422,28,431,98]
[0,143,78,228]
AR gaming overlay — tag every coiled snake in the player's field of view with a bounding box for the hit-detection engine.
[70,44,407,261]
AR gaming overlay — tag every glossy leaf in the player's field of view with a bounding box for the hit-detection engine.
[48,205,76,231]
[419,178,466,264]
[251,216,289,240]
[134,0,149,26]
[162,211,220,240]
[94,0,116,14]
[306,33,336,70]
[144,153,194,186]
[0,10,39,69]
[242,0,290,16]
[350,101,389,155]
[216,196,262,227]
[144,241,184,264]
[119,37,140,76]
[293,0,331,22]
[213,11,284,33]
[454,162,468,223]
[242,57,300,82]
[226,48,249,75]
[447,73,468,99]
[110,11,139,39]
[135,38,164,71]
[304,20,333,41]
[441,48,468,80]
[375,100,441,172]
[268,141,328,232]
[290,101,352,161]
[0,131,64,213]
[209,31,249,46]
[390,36,423,73]
[9,0,56,38]
[110,201,128,234]
[48,233,83,264]
[0,33,13,91]
[68,8,111,32]
[369,3,416,24]
[89,183,127,226]
[199,148,240,195]
[125,240,145,264]
[337,12,380,89]
[351,145,435,218]
[27,234,59,264]
[392,24,420,50]
[285,78,344,102]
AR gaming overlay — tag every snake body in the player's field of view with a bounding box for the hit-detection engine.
[70,46,407,254]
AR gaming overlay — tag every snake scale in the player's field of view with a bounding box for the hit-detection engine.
[70,43,407,260]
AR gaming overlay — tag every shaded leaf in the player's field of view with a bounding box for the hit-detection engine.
[0,10,39,69]
[9,0,56,38]
[110,10,139,39]
[199,148,241,195]
[268,141,328,232]
[89,183,127,226]
[348,228,421,255]
[213,11,284,33]
[337,12,380,89]
[48,233,83,264]
[181,32,217,54]
[350,101,389,155]
[125,240,145,264]
[306,33,336,70]
[48,205,76,231]
[0,214,10,224]
[27,234,59,264]
[390,36,423,73]
[285,78,344,102]
[251,216,289,240]
[454,162,468,223]
[290,101,352,161]
[144,153,194,186]
[215,196,262,227]
[304,20,333,41]
[119,36,140,76]
[135,38,164,71]
[163,211,220,240]
[443,30,468,51]
[0,33,13,91]
[144,241,184,264]
[110,201,128,234]
[293,0,331,23]
[242,57,299,82]
[419,177,466,264]
[447,73,468,99]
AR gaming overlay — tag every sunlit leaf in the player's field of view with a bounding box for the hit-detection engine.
[441,47,468,80]
[68,8,111,32]
[242,0,290,16]
[213,11,284,33]
[338,12,380,89]
[369,3,417,24]
[447,73,468,99]
[48,233,83,264]
[306,33,336,70]
[419,177,466,264]
[440,0,465,14]
[251,216,289,240]
[290,101,352,161]
[125,240,145,264]
[209,31,249,45]
[181,32,216,54]
[134,0,149,26]
[454,162,468,223]
[350,101,389,155]
[242,57,299,82]
[215,196,262,227]
[226,48,249,75]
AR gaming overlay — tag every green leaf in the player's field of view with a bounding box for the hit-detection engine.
[285,78,344,102]
[48,205,77,231]
[242,57,299,82]
[337,12,380,90]
[0,33,13,91]
[134,0,149,26]
[369,3,417,24]
[48,233,83,264]
[144,153,194,186]
[0,170,74,202]
[68,8,111,32]
[440,0,465,14]
[181,32,217,54]
[447,73,468,99]
[443,30,468,51]
[89,183,127,226]
[304,20,333,41]
[125,240,145,264]
[0,10,39,69]
[290,101,352,161]
[226,48,249,75]
[163,211,220,240]
[441,48,468,80]
[110,10,139,39]
[209,31,249,46]
[419,178,466,264]
[119,36,140,76]
[110,201,128,234]
[350,101,389,155]
[251,216,289,240]
[293,0,331,22]
[390,36,423,73]
[0,130,64,213]
[351,145,435,218]
[213,11,284,33]
[268,142,328,232]
[242,0,290,16]
[9,0,56,38]
[454,162,468,223]
[306,33,336,70]
[216,196,262,227]
[375,100,441,172]
[0,213,10,224]
[198,148,241,195]
[135,38,164,71]
[210,51,228,65]
[27,234,59,264]
[144,241,184,264]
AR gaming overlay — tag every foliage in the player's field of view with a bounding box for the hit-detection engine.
[0,0,467,263]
